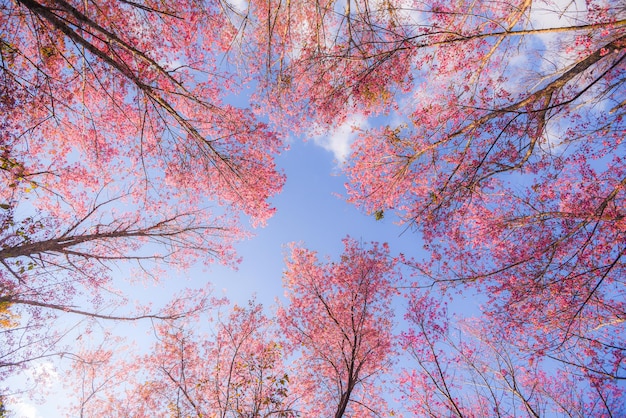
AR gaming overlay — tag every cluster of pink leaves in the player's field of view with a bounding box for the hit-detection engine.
[278,237,400,417]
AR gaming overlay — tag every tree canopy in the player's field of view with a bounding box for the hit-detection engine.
[1,0,624,416]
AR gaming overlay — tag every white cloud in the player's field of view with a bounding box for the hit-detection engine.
[529,0,588,30]
[311,115,369,163]
[226,0,248,13]
[527,0,589,77]
[393,0,428,26]
[26,362,59,389]
[10,402,42,418]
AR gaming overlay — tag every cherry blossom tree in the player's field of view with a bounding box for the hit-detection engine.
[1,0,284,239]
[278,237,401,417]
[400,293,625,417]
[0,0,285,279]
[70,298,296,418]
[0,281,218,402]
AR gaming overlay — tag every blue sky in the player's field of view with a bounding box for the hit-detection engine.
[207,137,422,306]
